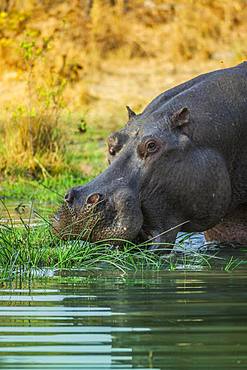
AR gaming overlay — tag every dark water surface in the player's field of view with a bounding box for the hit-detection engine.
[0,271,247,370]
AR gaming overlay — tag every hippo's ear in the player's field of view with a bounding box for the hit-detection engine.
[126,106,136,120]
[170,107,190,129]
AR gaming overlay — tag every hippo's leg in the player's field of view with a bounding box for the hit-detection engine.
[204,205,247,245]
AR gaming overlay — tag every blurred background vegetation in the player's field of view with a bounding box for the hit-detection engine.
[0,0,246,180]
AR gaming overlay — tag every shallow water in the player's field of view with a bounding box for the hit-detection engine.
[0,271,247,370]
[0,200,49,227]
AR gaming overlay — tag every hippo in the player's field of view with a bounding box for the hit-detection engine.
[53,62,247,249]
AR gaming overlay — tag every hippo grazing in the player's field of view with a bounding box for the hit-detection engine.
[53,62,247,249]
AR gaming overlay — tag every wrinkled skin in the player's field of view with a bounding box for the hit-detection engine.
[53,62,247,249]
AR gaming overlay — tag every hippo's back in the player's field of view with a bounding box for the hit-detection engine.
[143,62,247,120]
[143,63,247,159]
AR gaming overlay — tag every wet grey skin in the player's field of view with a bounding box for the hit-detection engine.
[53,62,247,250]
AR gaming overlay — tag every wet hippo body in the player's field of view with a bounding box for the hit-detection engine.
[53,62,247,249]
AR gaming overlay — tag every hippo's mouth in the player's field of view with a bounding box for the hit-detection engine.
[134,223,168,248]
[135,226,152,243]
[135,220,189,250]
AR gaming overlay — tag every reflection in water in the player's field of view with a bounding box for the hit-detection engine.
[0,272,247,369]
[0,282,156,369]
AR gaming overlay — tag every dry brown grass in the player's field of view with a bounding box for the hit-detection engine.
[1,1,246,77]
[168,0,247,62]
[0,52,68,177]
[0,106,67,177]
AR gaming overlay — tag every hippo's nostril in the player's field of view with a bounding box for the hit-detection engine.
[64,189,76,205]
[86,193,103,205]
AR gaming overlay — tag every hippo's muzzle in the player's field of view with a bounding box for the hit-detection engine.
[53,185,143,243]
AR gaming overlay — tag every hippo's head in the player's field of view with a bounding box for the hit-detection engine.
[53,105,231,249]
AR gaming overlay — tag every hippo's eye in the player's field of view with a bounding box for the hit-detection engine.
[138,138,160,159]
[146,140,158,153]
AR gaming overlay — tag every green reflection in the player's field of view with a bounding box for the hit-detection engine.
[0,271,246,369]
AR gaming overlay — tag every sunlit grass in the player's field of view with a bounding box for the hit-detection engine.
[1,112,67,177]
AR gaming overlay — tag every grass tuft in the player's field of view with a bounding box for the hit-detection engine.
[1,109,67,177]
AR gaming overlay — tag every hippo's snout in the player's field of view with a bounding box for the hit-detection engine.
[53,185,143,243]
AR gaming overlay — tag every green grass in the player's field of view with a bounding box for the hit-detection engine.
[0,223,164,280]
[1,174,84,203]
[0,121,109,203]
[0,213,246,283]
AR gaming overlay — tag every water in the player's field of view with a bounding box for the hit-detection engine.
[0,271,247,370]
[1,201,247,369]
[0,200,50,227]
